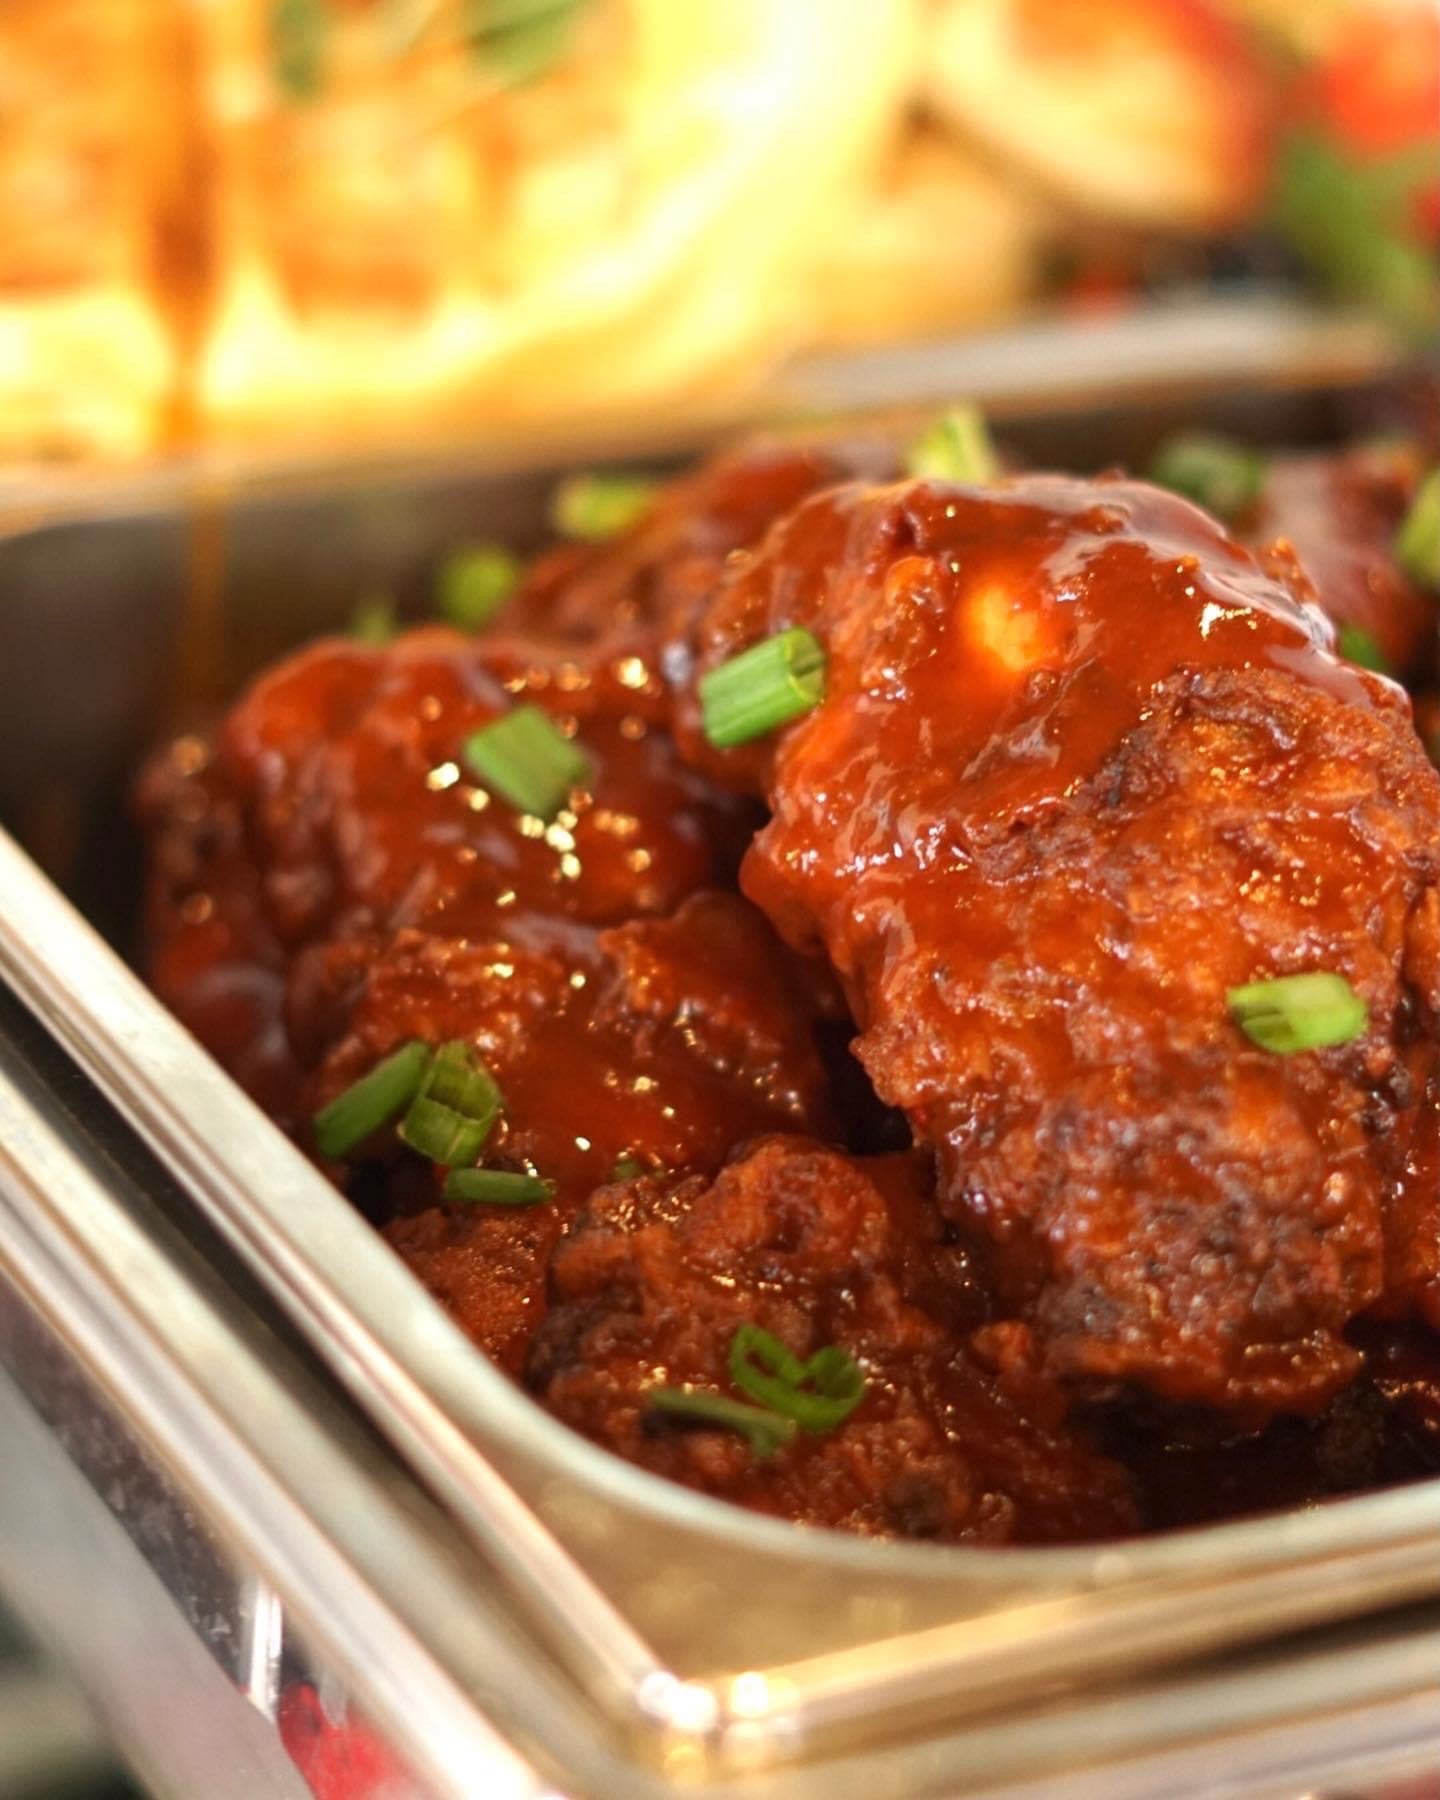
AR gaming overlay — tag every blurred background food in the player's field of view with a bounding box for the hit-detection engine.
[0,0,1434,469]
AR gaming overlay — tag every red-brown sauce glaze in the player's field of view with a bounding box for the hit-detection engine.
[137,441,1440,1541]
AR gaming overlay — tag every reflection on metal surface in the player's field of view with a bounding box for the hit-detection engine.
[0,1359,306,1800]
[240,1577,286,1722]
[0,987,562,1799]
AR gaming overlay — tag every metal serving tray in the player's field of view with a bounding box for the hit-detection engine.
[1,303,1438,1796]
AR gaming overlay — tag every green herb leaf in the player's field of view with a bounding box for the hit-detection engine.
[699,628,826,751]
[437,543,522,631]
[728,1324,866,1434]
[1150,433,1267,522]
[1228,972,1368,1055]
[313,1041,430,1159]
[904,405,999,483]
[269,0,326,101]
[550,473,658,543]
[1396,468,1440,592]
[463,704,592,819]
[647,1387,798,1458]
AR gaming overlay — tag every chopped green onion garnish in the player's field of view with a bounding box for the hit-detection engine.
[728,1324,866,1434]
[609,1154,647,1183]
[550,473,658,542]
[313,1041,429,1159]
[444,1168,554,1206]
[399,1041,502,1167]
[269,0,325,101]
[647,1387,797,1458]
[1228,972,1368,1055]
[699,628,826,751]
[475,0,586,86]
[1396,468,1440,592]
[437,544,521,632]
[1150,433,1267,522]
[904,405,999,483]
[462,705,592,819]
[1336,623,1389,673]
[350,593,397,645]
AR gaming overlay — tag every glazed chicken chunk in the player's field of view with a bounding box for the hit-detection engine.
[139,617,840,1368]
[531,1136,1138,1542]
[679,472,1440,1422]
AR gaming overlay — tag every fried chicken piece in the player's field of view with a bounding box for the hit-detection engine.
[369,898,836,1370]
[1248,442,1436,683]
[217,624,754,949]
[676,472,1440,1421]
[137,617,767,1088]
[517,442,890,643]
[139,611,840,1370]
[1125,1323,1440,1530]
[135,734,303,1122]
[529,1137,1138,1542]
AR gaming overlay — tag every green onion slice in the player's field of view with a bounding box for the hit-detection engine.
[1228,972,1368,1055]
[904,405,999,483]
[470,0,586,86]
[728,1324,866,1434]
[609,1154,647,1183]
[350,593,397,645]
[269,0,325,100]
[444,1168,554,1206]
[550,473,658,542]
[313,1041,429,1159]
[399,1041,502,1167]
[462,705,592,819]
[1396,468,1440,592]
[699,628,826,751]
[1149,433,1267,522]
[647,1387,797,1458]
[1336,623,1389,672]
[438,544,522,632]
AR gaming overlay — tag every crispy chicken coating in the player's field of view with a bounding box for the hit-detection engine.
[139,614,841,1371]
[530,1137,1139,1542]
[371,895,835,1369]
[678,472,1440,1421]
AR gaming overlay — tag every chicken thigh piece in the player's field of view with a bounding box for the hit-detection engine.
[678,472,1440,1422]
[518,441,892,643]
[530,1136,1138,1543]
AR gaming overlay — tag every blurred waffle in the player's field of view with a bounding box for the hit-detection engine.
[190,0,916,446]
[0,2,181,461]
